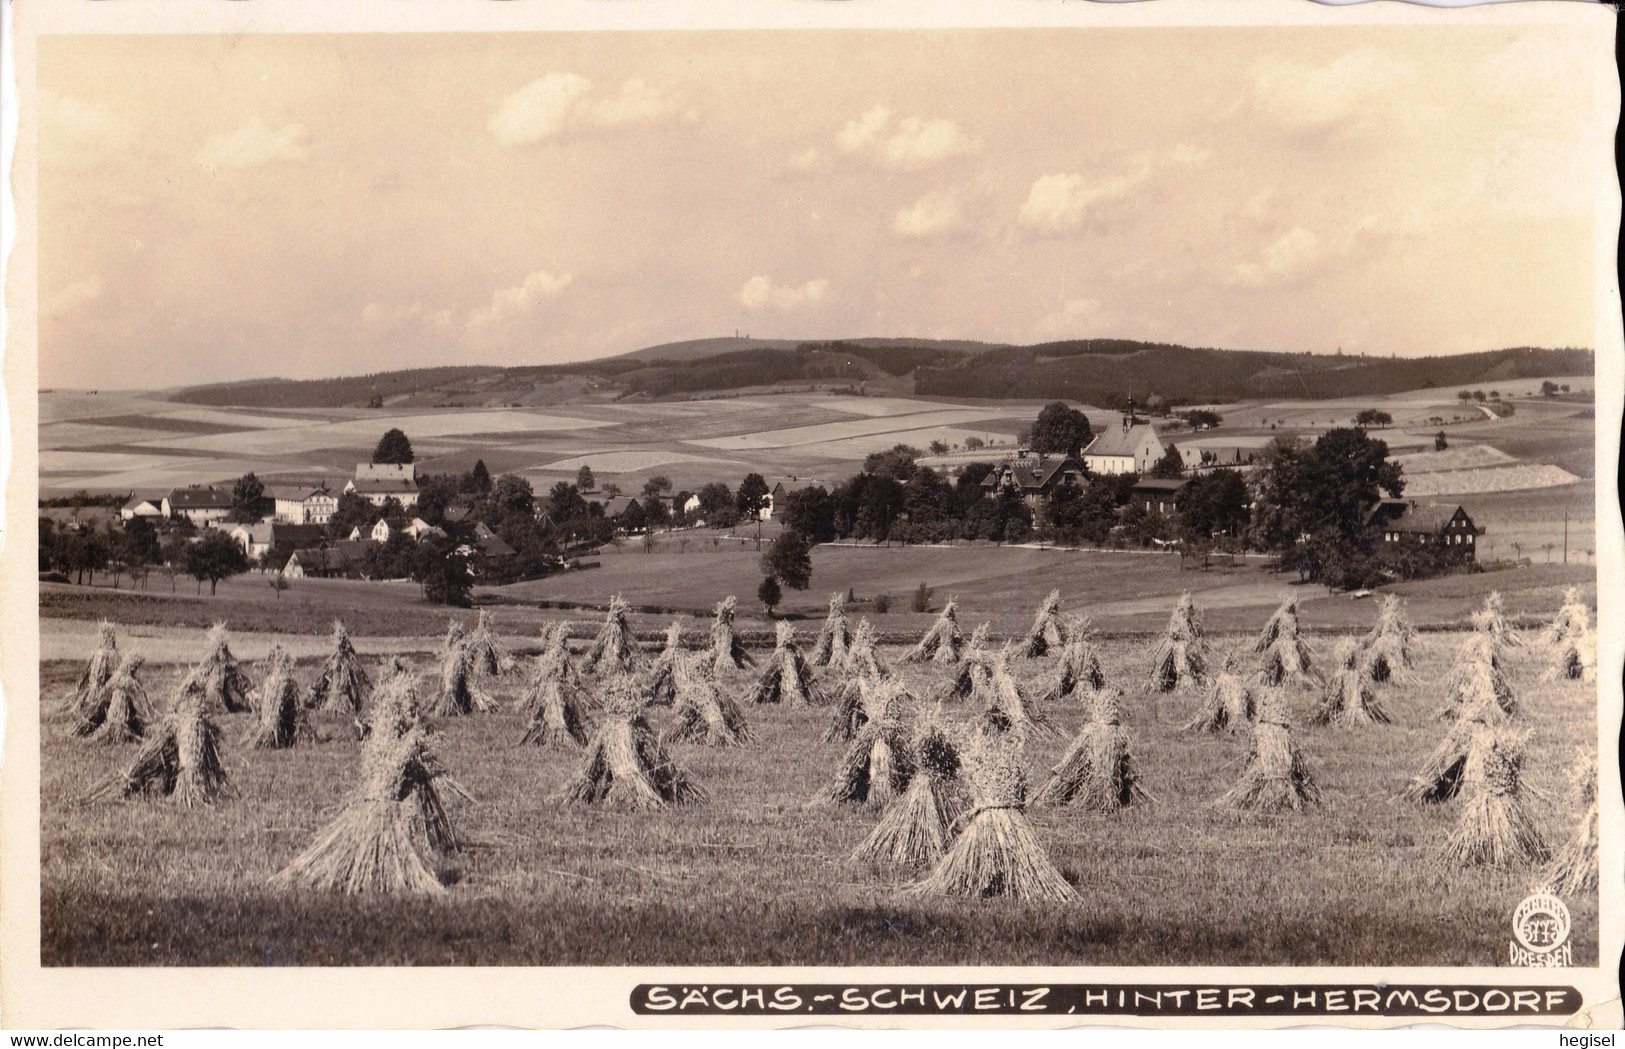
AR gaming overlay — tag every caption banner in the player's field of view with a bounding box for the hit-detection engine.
[631,984,1582,1017]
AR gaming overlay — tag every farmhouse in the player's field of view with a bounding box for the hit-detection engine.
[1366,499,1481,561]
[345,463,419,508]
[271,486,338,525]
[1130,477,1189,515]
[162,486,233,524]
[282,540,371,579]
[1082,415,1167,475]
[979,451,1086,510]
[222,521,325,560]
[119,492,165,521]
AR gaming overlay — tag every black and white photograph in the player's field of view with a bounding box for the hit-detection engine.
[3,0,1620,1030]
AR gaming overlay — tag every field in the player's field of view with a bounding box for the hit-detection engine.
[37,559,1600,967]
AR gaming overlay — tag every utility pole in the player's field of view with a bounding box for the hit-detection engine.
[1563,506,1568,564]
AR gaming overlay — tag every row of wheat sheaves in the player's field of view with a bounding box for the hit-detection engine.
[61,586,1598,902]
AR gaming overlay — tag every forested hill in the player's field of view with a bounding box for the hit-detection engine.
[166,339,1593,409]
[913,342,1595,404]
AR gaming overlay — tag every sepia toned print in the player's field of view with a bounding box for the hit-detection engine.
[3,0,1620,1030]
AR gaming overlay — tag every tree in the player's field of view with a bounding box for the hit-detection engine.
[964,436,985,450]
[268,574,290,601]
[780,486,835,543]
[1181,409,1223,430]
[1149,443,1186,479]
[1458,390,1474,402]
[576,465,596,492]
[1176,469,1250,542]
[1435,431,1449,451]
[601,482,622,500]
[757,575,782,616]
[736,473,771,520]
[862,445,920,482]
[1252,428,1405,586]
[1354,409,1393,428]
[492,474,536,524]
[229,472,268,523]
[1030,402,1094,457]
[327,490,381,540]
[695,482,736,527]
[185,530,249,595]
[1540,381,1560,397]
[371,428,415,465]
[547,481,589,523]
[761,530,813,590]
[415,531,473,606]
[927,439,950,455]
[466,459,493,496]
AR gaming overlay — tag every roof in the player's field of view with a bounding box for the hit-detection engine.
[601,496,639,517]
[979,455,1081,490]
[289,540,370,569]
[1083,423,1164,460]
[166,486,233,510]
[770,477,829,496]
[269,486,335,502]
[1392,504,1473,533]
[121,493,164,510]
[1131,478,1190,494]
[229,522,276,544]
[349,477,420,495]
[355,463,417,482]
[272,523,325,546]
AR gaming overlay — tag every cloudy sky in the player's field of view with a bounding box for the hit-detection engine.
[36,24,1609,389]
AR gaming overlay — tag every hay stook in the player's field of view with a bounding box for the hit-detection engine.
[1359,595,1414,683]
[88,689,232,807]
[558,677,706,809]
[1034,686,1151,811]
[307,619,371,714]
[662,653,752,747]
[74,651,151,744]
[904,597,965,664]
[1183,652,1254,734]
[1310,642,1392,727]
[64,620,120,720]
[974,644,1055,738]
[517,625,591,747]
[852,723,970,869]
[581,595,642,676]
[185,622,255,714]
[1020,589,1068,658]
[810,591,854,667]
[708,595,754,672]
[905,733,1079,902]
[1038,618,1106,704]
[1216,691,1320,812]
[243,645,318,749]
[747,621,822,706]
[1253,595,1319,689]
[1146,592,1208,693]
[1437,728,1547,870]
[1538,753,1599,895]
[817,679,915,808]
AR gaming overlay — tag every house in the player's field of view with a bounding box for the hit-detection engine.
[119,493,165,521]
[271,486,339,525]
[223,521,325,560]
[979,452,1087,511]
[1129,478,1189,515]
[369,516,412,543]
[1082,415,1167,476]
[404,517,444,541]
[601,496,644,533]
[344,463,419,508]
[1366,500,1481,561]
[162,486,233,524]
[281,540,371,579]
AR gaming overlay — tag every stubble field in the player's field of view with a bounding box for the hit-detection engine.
[38,601,1599,968]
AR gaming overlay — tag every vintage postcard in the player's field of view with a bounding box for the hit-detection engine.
[3,0,1620,1031]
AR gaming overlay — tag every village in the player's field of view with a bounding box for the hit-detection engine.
[41,399,1489,603]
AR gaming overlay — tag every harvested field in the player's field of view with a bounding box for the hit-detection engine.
[38,617,1599,967]
[1404,464,1581,497]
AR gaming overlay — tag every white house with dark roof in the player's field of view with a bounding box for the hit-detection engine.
[120,493,165,521]
[344,463,419,508]
[162,486,233,524]
[272,486,339,525]
[979,452,1086,510]
[1082,416,1167,476]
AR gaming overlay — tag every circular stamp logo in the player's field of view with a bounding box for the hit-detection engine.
[1512,892,1571,955]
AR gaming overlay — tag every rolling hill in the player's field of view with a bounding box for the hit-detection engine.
[164,338,1593,410]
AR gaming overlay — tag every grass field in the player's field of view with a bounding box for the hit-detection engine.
[37,585,1600,968]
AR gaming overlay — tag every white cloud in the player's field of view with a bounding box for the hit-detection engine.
[836,106,976,169]
[489,73,687,146]
[1228,227,1327,290]
[469,269,574,330]
[195,118,309,169]
[1252,50,1418,133]
[893,192,965,239]
[42,274,104,318]
[1018,147,1204,235]
[738,275,828,311]
[788,146,823,171]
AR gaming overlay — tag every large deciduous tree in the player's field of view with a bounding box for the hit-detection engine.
[1030,402,1094,457]
[1252,428,1405,587]
[185,530,249,595]
[761,530,813,590]
[371,428,415,465]
[229,472,269,523]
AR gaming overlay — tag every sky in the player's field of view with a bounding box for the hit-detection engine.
[35,24,1610,389]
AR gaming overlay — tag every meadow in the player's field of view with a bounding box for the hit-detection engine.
[37,578,1599,967]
